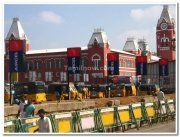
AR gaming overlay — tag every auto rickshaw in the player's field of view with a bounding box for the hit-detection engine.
[119,84,137,97]
[139,84,160,96]
[110,84,121,97]
[46,82,83,101]
[13,81,47,103]
[89,85,106,98]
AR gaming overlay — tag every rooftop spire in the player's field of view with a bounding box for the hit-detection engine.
[5,17,28,41]
[158,5,172,25]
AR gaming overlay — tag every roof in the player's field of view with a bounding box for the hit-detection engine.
[5,17,28,40]
[111,49,135,55]
[26,47,88,55]
[151,55,160,61]
[88,29,110,45]
[123,37,139,51]
[158,5,172,25]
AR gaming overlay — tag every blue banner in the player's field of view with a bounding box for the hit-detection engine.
[107,61,119,75]
[159,59,168,76]
[9,51,26,72]
[68,57,80,74]
[159,65,168,76]
[136,62,147,75]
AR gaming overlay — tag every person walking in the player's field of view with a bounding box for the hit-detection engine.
[55,86,62,103]
[157,88,165,108]
[24,99,35,118]
[16,97,26,118]
[34,109,52,133]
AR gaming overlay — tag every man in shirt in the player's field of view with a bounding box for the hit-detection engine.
[157,89,165,108]
[24,99,35,118]
[157,89,165,101]
[16,97,26,118]
[35,109,52,133]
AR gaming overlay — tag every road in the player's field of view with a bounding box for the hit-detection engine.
[125,120,176,133]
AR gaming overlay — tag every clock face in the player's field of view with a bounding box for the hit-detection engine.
[161,23,168,30]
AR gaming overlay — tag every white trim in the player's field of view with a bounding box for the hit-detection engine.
[145,103,153,107]
[111,49,135,55]
[118,106,129,110]
[55,113,72,119]
[91,53,101,60]
[132,103,141,108]
[80,110,94,116]
[101,108,114,113]
[167,100,174,103]
[26,47,87,54]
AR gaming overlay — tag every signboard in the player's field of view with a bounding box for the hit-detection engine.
[9,40,23,52]
[9,51,26,72]
[136,56,147,75]
[159,59,168,76]
[67,48,81,74]
[107,53,119,75]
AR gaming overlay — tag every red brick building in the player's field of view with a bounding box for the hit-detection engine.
[5,5,175,85]
[156,5,176,61]
[4,19,136,85]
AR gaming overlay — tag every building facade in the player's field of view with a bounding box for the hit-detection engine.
[4,19,136,85]
[146,60,175,90]
[156,5,176,61]
[4,5,176,87]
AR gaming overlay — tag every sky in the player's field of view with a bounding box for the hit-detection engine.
[4,4,176,52]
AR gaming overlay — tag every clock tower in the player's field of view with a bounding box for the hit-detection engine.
[156,5,176,61]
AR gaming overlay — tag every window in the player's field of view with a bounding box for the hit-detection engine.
[34,61,42,70]
[60,72,66,82]
[94,38,98,46]
[45,72,52,81]
[60,59,65,69]
[46,59,55,69]
[74,74,80,82]
[120,59,122,67]
[126,60,131,68]
[84,74,89,82]
[28,61,33,70]
[81,57,88,71]
[92,54,101,70]
[37,72,42,80]
[29,71,36,81]
[55,59,60,68]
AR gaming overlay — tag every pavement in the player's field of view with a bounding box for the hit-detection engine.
[125,119,176,133]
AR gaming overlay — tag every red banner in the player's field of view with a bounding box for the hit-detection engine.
[9,40,23,51]
[67,47,81,57]
[136,56,147,63]
[159,58,168,65]
[107,53,119,61]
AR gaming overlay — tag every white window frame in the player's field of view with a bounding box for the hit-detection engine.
[45,72,52,81]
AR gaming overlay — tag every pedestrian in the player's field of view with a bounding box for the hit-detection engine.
[55,86,62,103]
[157,88,165,108]
[16,97,27,118]
[24,99,35,118]
[34,109,52,133]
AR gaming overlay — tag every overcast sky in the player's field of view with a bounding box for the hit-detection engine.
[4,4,176,52]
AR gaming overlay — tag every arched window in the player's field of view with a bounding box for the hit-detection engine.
[94,38,98,46]
[34,60,42,70]
[60,59,65,69]
[28,61,33,70]
[92,54,101,70]
[46,59,54,69]
[81,57,88,67]
[55,59,60,69]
